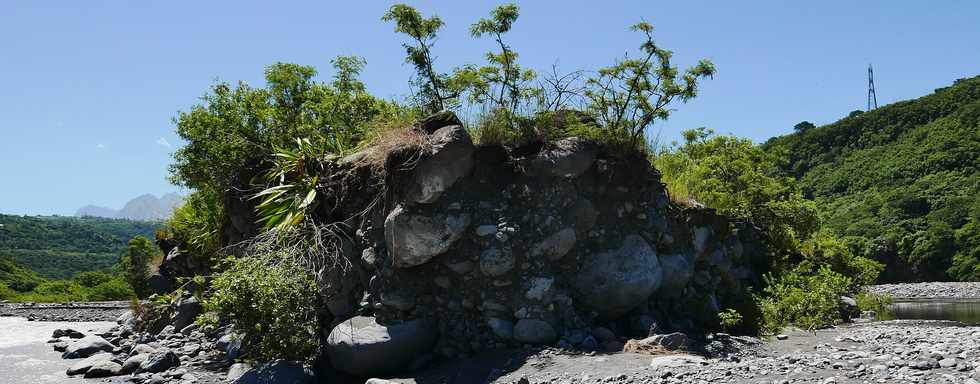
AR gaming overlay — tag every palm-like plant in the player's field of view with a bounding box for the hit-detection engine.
[254,138,329,230]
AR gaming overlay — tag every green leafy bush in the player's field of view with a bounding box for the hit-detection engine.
[203,254,319,363]
[758,265,852,334]
[718,308,743,333]
[120,236,155,298]
[855,291,894,318]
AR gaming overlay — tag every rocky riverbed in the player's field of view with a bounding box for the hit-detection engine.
[867,282,980,299]
[0,301,130,322]
[478,320,980,384]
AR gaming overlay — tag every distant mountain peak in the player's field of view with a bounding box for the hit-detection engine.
[75,193,183,221]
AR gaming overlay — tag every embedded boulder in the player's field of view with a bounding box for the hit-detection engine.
[530,228,577,261]
[325,316,438,376]
[404,125,474,204]
[231,360,314,384]
[385,205,471,268]
[530,137,597,178]
[571,235,662,319]
[658,254,693,291]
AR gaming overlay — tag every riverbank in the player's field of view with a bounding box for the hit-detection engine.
[474,320,980,384]
[0,301,130,322]
[867,282,980,299]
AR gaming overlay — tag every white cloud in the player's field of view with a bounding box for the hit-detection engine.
[156,137,172,148]
[96,143,106,150]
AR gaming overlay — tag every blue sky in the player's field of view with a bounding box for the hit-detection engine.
[1,1,978,215]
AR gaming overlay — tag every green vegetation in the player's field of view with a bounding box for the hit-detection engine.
[718,308,743,333]
[766,76,980,282]
[0,256,134,302]
[121,236,155,298]
[0,214,157,279]
[654,128,884,333]
[758,265,852,333]
[203,254,318,363]
[855,291,894,318]
[0,214,155,302]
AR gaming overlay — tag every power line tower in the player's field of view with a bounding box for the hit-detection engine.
[867,64,878,110]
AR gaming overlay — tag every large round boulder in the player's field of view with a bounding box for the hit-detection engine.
[530,137,597,178]
[404,125,474,204]
[139,350,179,373]
[385,205,471,268]
[61,335,114,359]
[571,235,662,319]
[658,253,693,292]
[325,316,438,376]
[66,352,113,375]
[232,360,314,384]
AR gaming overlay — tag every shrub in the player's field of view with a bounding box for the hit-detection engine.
[718,308,743,333]
[758,265,852,334]
[121,236,155,298]
[203,253,319,363]
[88,277,136,301]
[855,291,894,319]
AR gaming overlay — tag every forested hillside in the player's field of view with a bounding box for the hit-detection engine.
[766,76,980,282]
[0,214,159,279]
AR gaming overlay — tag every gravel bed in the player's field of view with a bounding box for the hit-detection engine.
[866,282,980,299]
[0,301,130,322]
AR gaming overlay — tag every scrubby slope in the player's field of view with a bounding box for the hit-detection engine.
[766,76,980,282]
[0,214,159,279]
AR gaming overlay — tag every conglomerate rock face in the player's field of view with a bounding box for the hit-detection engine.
[315,116,767,365]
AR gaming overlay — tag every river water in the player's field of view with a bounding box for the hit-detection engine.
[0,317,115,384]
[889,299,980,324]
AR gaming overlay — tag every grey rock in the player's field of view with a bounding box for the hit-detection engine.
[217,333,243,360]
[83,360,122,378]
[910,358,939,370]
[444,260,474,275]
[649,332,687,350]
[139,350,180,373]
[227,362,253,381]
[62,335,114,358]
[571,235,662,319]
[592,327,616,343]
[938,357,957,368]
[173,295,202,331]
[531,137,597,178]
[776,334,789,340]
[480,248,514,277]
[325,316,438,376]
[658,254,693,291]
[385,205,471,268]
[121,353,148,374]
[117,310,135,326]
[147,273,175,295]
[232,360,313,384]
[53,341,68,352]
[475,225,498,237]
[365,379,400,384]
[131,343,155,355]
[480,248,515,277]
[487,318,515,340]
[524,277,554,302]
[53,328,85,339]
[514,319,557,345]
[66,352,113,375]
[381,291,416,311]
[530,228,577,261]
[404,125,474,204]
